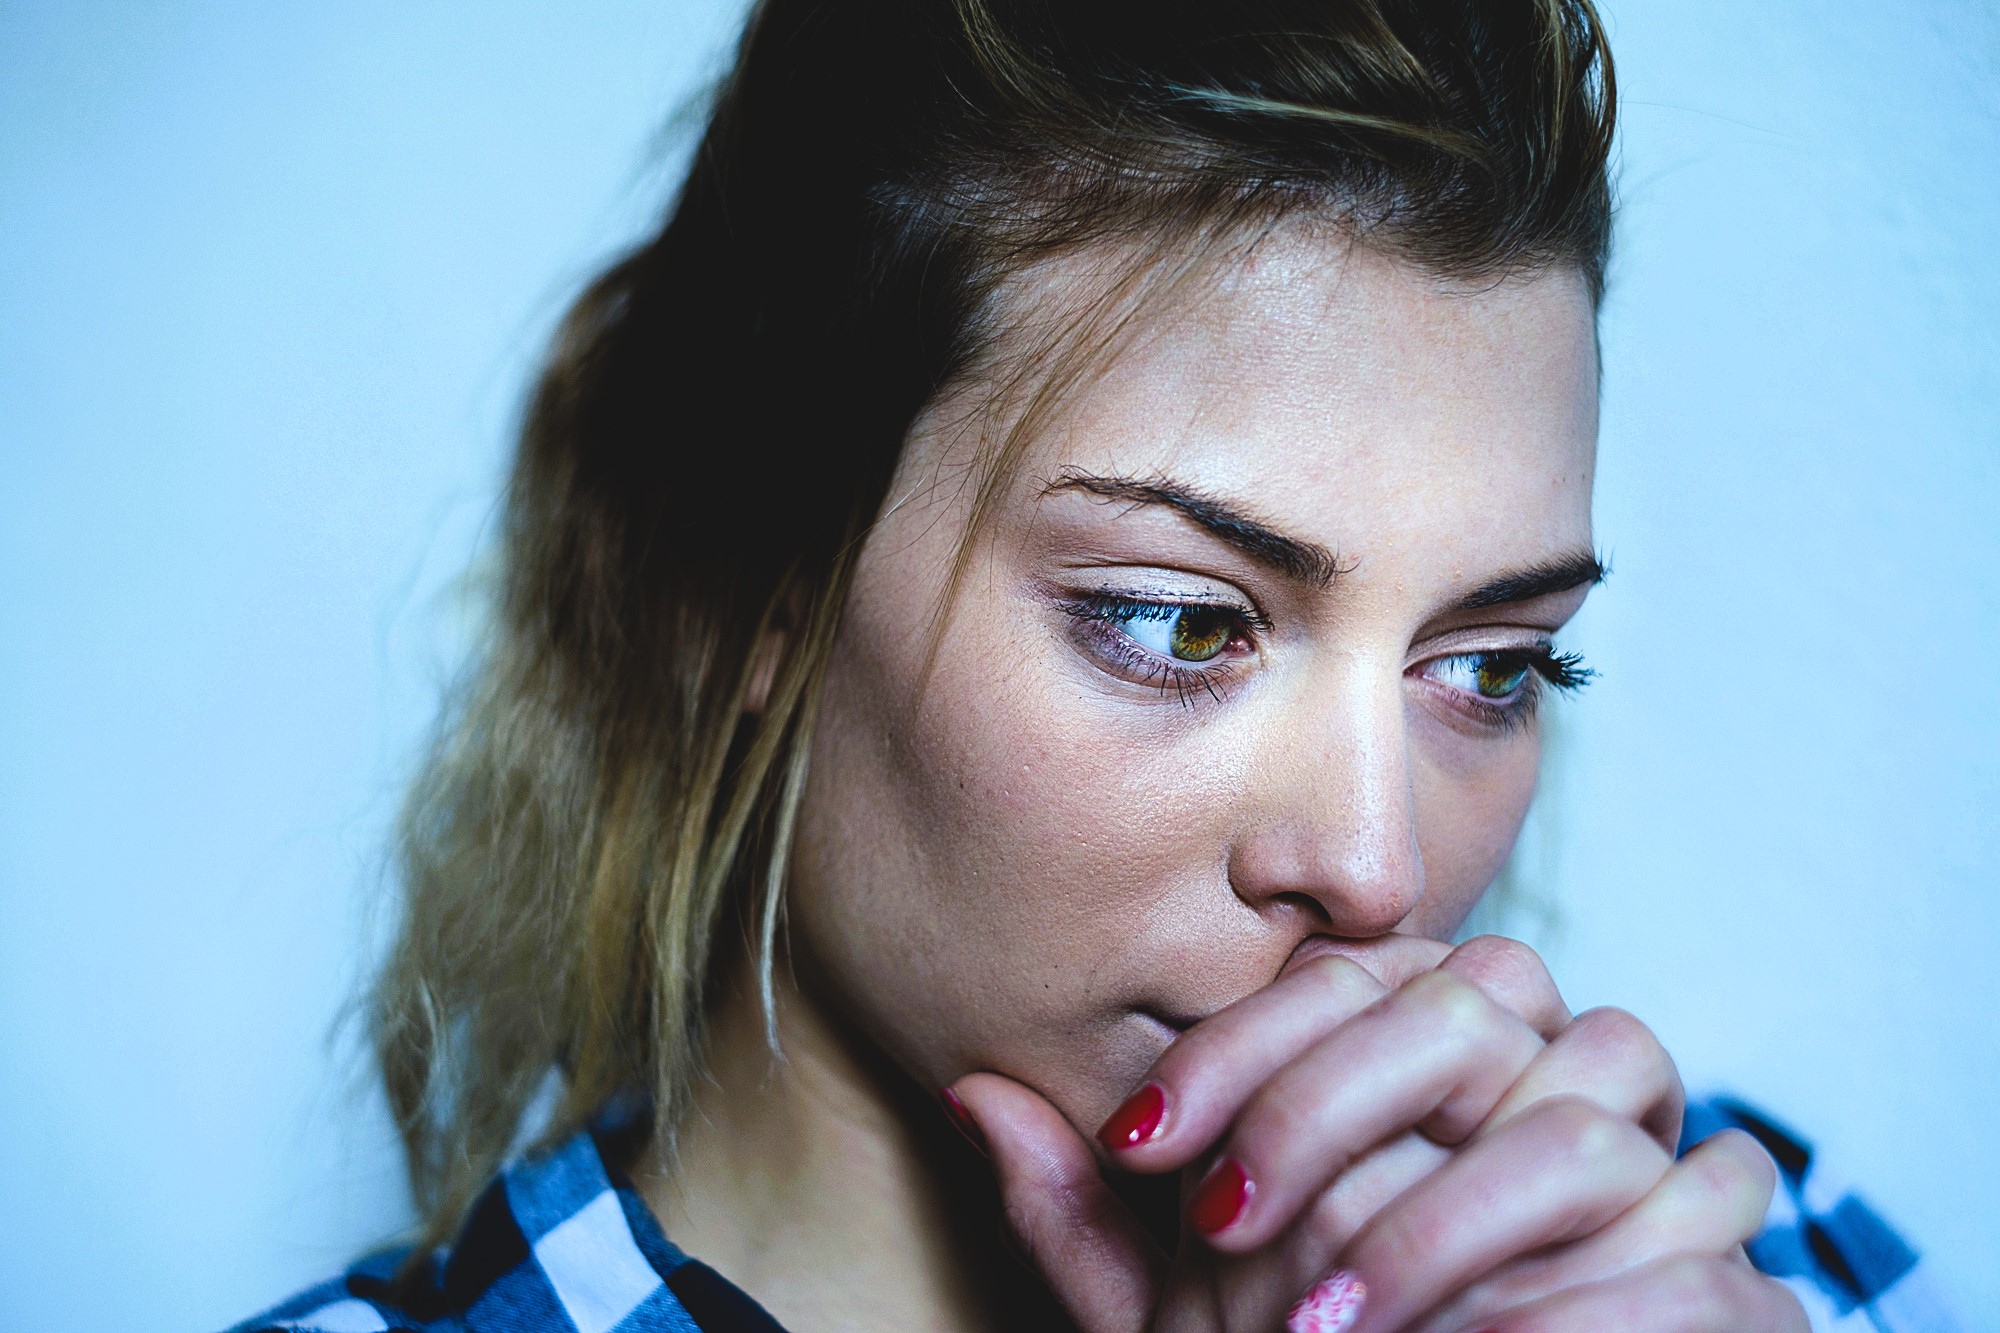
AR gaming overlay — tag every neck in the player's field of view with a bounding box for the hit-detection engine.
[636,959,1053,1333]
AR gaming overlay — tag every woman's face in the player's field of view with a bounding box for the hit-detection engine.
[789,230,1600,1133]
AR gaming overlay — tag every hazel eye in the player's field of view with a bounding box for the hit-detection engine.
[1115,604,1237,662]
[1429,651,1533,700]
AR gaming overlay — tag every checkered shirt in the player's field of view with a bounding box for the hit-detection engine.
[225,1126,785,1333]
[1680,1096,1965,1333]
[231,1095,1962,1333]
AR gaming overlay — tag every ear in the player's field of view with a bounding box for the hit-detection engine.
[742,623,788,715]
[744,576,814,715]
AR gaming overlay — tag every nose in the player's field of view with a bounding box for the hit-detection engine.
[1226,664,1425,937]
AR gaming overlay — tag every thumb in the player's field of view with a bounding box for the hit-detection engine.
[949,1071,1167,1333]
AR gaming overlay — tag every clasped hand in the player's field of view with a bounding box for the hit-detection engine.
[948,936,1808,1333]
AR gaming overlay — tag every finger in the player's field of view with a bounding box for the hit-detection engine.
[1435,935,1573,1040]
[1335,1095,1673,1332]
[1468,1253,1810,1332]
[1213,1130,1450,1326]
[1416,1129,1777,1332]
[1098,952,1391,1166]
[947,1072,1164,1333]
[1479,1006,1685,1151]
[1100,937,1571,1175]
[1187,970,1545,1252]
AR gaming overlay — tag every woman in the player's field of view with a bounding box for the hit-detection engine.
[233,1,1832,1329]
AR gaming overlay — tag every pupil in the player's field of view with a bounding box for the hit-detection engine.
[1169,608,1230,662]
[1475,655,1530,698]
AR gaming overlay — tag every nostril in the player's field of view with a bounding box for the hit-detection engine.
[1271,890,1334,927]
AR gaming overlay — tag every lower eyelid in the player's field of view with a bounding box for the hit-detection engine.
[1065,610,1245,702]
[1410,665,1542,727]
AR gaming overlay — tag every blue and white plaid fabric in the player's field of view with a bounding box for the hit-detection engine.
[226,1126,784,1333]
[1680,1097,1964,1333]
[233,1095,1962,1332]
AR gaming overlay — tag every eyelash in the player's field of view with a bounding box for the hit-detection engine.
[1424,647,1595,732]
[1057,593,1594,725]
[1056,593,1265,708]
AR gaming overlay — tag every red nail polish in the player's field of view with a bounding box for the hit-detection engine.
[1188,1156,1253,1235]
[1096,1082,1167,1151]
[938,1088,988,1157]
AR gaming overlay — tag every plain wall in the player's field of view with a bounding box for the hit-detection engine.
[2,3,1994,1329]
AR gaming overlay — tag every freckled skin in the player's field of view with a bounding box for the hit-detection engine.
[787,231,1600,1139]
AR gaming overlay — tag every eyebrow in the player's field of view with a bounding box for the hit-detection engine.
[1452,550,1607,609]
[1041,468,1347,587]
[1041,467,1606,608]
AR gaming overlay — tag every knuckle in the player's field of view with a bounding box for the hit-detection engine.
[1530,1094,1649,1167]
[1408,969,1498,1036]
[1297,949,1376,1000]
[1571,1005,1664,1061]
[1306,1131,1449,1257]
[1683,1143,1740,1201]
[1304,1178,1365,1246]
[1365,1198,1455,1273]
[1302,1170,1376,1254]
[1561,1008,1685,1144]
[1656,1253,1745,1322]
[1700,1128,1780,1208]
[1522,1090,1595,1132]
[1450,933,1550,993]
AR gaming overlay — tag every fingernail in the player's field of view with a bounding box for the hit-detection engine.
[938,1088,988,1157]
[1096,1082,1167,1152]
[1187,1156,1253,1235]
[1286,1270,1367,1333]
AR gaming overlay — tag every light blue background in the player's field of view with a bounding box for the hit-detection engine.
[2,3,1994,1329]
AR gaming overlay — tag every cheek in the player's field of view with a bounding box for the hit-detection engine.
[787,572,1230,1088]
[1407,720,1544,936]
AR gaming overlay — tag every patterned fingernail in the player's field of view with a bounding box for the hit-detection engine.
[1187,1156,1253,1235]
[1096,1082,1167,1152]
[938,1088,988,1157]
[1286,1270,1367,1333]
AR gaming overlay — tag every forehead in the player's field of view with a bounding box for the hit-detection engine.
[990,227,1600,569]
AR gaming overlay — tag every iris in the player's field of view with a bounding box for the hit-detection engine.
[1471,654,1532,698]
[1114,603,1235,662]
[1162,607,1232,661]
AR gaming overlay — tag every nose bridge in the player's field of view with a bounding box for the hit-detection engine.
[1231,654,1425,935]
